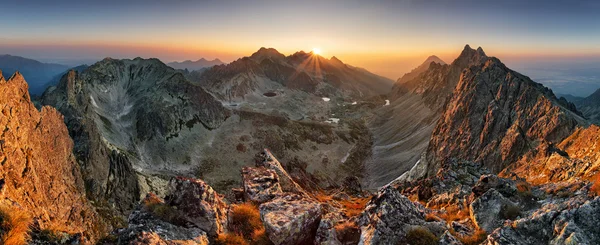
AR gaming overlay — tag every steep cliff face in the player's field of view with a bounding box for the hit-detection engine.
[41,58,230,213]
[0,71,106,242]
[425,52,585,175]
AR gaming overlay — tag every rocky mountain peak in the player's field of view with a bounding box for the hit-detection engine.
[425,52,584,175]
[453,44,488,67]
[329,56,344,66]
[250,47,286,62]
[0,69,4,82]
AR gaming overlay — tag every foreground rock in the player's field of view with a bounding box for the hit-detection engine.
[486,197,600,244]
[165,177,228,237]
[358,186,445,245]
[118,193,209,245]
[242,166,283,203]
[470,189,518,233]
[0,71,107,242]
[260,193,322,245]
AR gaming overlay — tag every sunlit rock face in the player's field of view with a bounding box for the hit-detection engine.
[41,58,230,214]
[424,46,585,176]
[0,71,107,242]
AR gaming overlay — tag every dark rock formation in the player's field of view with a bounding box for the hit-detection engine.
[0,71,107,242]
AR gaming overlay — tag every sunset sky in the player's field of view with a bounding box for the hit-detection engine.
[1,0,600,79]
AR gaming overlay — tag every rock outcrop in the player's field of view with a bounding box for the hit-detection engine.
[358,186,445,245]
[259,193,322,245]
[486,197,600,244]
[242,166,282,203]
[469,189,518,233]
[165,177,228,237]
[117,193,210,245]
[0,71,106,242]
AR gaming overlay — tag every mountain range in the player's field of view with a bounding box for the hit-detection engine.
[0,54,70,95]
[2,45,600,244]
[167,58,225,71]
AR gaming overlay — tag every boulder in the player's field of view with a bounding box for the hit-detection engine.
[165,177,228,237]
[118,193,210,245]
[259,194,322,245]
[242,166,283,203]
[469,188,518,233]
[358,186,445,244]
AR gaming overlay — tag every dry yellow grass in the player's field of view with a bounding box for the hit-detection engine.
[0,203,32,245]
[221,202,270,245]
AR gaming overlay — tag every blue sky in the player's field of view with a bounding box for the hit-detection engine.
[0,0,599,83]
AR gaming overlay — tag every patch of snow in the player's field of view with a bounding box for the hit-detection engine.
[90,96,98,108]
[384,159,420,188]
[352,101,357,105]
[384,99,390,106]
[325,118,339,123]
[322,97,330,102]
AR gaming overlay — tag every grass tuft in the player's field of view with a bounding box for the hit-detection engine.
[0,203,32,245]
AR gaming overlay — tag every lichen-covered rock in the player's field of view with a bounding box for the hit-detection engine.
[358,186,445,245]
[260,193,322,245]
[314,213,343,245]
[242,166,282,203]
[0,71,107,243]
[470,189,517,233]
[485,196,600,245]
[165,177,228,237]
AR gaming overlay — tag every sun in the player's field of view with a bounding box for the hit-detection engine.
[312,48,321,55]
